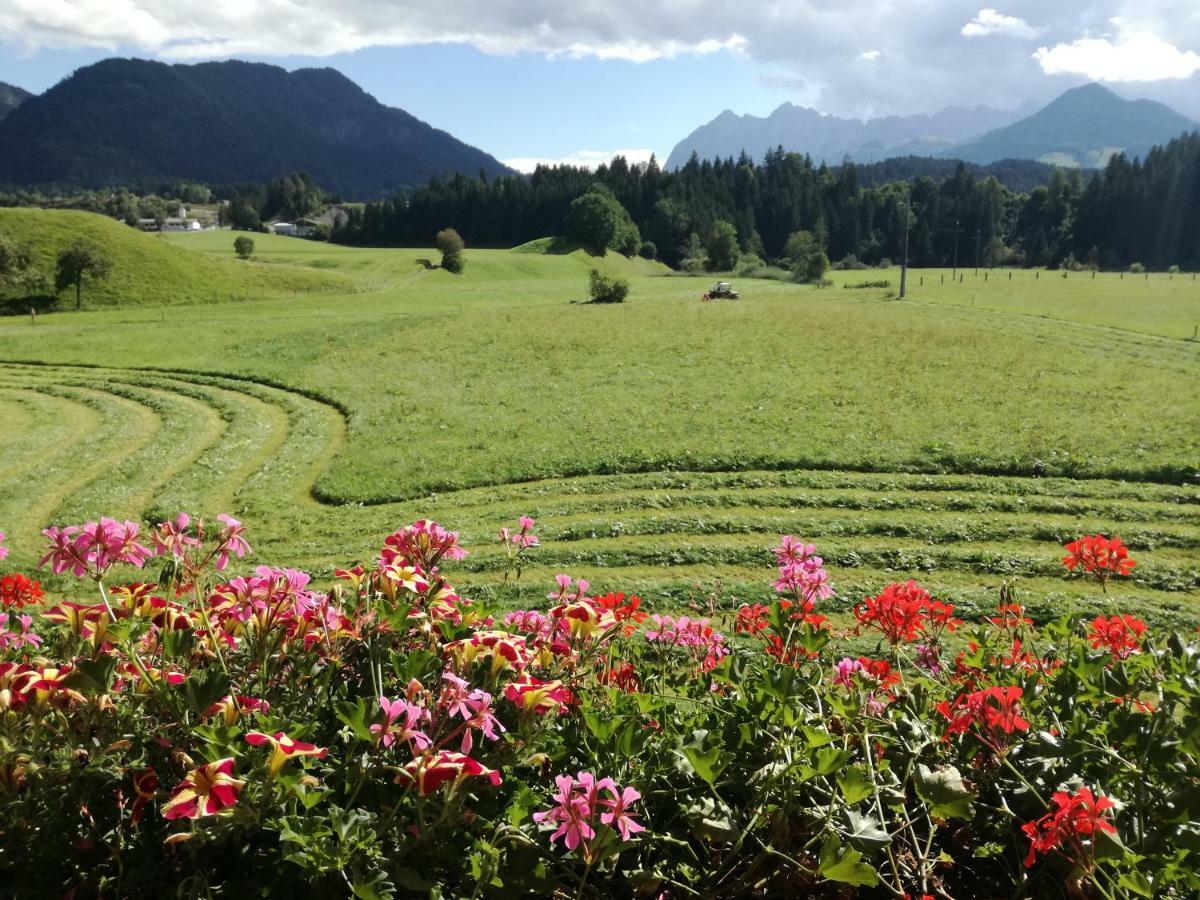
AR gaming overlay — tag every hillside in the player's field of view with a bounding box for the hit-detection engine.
[0,82,31,122]
[0,209,354,309]
[0,58,513,198]
[950,83,1198,167]
[664,102,1028,169]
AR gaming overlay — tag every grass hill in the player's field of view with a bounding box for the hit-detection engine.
[950,83,1198,167]
[0,58,513,198]
[0,209,355,309]
[0,82,31,122]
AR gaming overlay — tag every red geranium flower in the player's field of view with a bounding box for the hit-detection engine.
[1022,787,1116,868]
[854,581,961,645]
[0,574,43,610]
[1062,535,1135,589]
[594,592,648,636]
[936,685,1030,753]
[1088,614,1146,660]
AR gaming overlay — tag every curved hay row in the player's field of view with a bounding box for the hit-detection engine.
[0,361,1196,614]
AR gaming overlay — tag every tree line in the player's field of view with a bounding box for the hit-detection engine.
[331,134,1200,271]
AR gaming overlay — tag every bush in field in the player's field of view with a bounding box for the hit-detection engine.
[54,240,111,309]
[1130,262,1146,274]
[233,236,255,259]
[565,187,640,257]
[587,268,628,304]
[704,219,739,272]
[436,227,465,273]
[637,240,657,260]
[0,518,1193,898]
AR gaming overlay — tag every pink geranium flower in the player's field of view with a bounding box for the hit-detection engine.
[372,696,431,750]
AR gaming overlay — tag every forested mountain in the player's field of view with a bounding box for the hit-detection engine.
[665,102,1028,170]
[0,59,512,198]
[0,82,31,122]
[335,133,1200,271]
[949,84,1197,167]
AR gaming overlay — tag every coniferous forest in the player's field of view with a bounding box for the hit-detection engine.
[333,133,1200,271]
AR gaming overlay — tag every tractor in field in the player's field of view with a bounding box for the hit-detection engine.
[702,281,739,301]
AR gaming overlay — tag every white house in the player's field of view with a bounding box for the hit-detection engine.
[271,221,297,236]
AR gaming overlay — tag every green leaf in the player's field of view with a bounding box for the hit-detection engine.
[915,764,974,821]
[815,747,852,776]
[336,699,376,742]
[1118,870,1153,897]
[679,746,728,786]
[819,835,879,887]
[837,767,874,804]
[178,668,230,715]
[64,654,117,694]
[845,810,892,851]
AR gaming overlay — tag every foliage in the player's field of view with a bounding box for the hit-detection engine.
[785,230,830,283]
[587,268,629,304]
[565,187,640,257]
[233,236,255,259]
[54,240,111,309]
[0,516,1194,898]
[704,220,739,272]
[436,227,466,274]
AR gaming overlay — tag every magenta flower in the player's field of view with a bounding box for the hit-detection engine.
[600,785,646,840]
[534,774,595,851]
[372,696,431,750]
[153,513,201,559]
[833,657,865,690]
[0,614,42,651]
[39,519,152,578]
[0,531,7,561]
[215,514,252,570]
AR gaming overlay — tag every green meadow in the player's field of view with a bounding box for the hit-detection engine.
[0,212,1197,627]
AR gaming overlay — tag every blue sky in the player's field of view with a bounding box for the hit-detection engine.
[2,2,1199,171]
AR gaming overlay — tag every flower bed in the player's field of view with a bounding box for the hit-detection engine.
[0,520,1191,897]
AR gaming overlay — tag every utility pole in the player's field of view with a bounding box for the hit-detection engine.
[899,193,912,299]
[952,218,960,281]
[974,228,982,275]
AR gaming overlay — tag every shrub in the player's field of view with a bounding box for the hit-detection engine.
[832,253,869,270]
[844,279,892,289]
[436,227,466,273]
[0,519,1191,897]
[1130,262,1146,274]
[233,236,255,259]
[587,268,629,303]
[637,240,657,260]
[1168,264,1180,274]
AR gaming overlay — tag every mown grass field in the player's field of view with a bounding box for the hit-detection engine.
[0,212,1197,628]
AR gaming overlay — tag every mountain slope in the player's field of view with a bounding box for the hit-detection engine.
[664,102,1028,169]
[0,82,32,122]
[0,59,512,198]
[949,84,1198,167]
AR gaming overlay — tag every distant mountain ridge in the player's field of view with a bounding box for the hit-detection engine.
[668,84,1198,170]
[665,102,1032,170]
[947,83,1198,167]
[0,82,32,122]
[0,59,513,198]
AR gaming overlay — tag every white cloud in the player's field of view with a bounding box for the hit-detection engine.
[1035,21,1200,81]
[503,149,659,173]
[962,9,1040,40]
[859,49,881,61]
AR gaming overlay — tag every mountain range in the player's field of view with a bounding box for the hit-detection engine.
[0,82,31,122]
[0,59,512,198]
[667,84,1198,170]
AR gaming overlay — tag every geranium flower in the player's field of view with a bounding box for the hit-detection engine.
[1088,615,1146,661]
[0,573,42,609]
[245,731,328,777]
[534,774,596,851]
[534,772,645,854]
[39,519,152,578]
[395,750,501,795]
[1062,535,1135,588]
[594,592,648,636]
[214,514,252,570]
[0,614,41,652]
[371,696,431,750]
[162,758,244,820]
[937,685,1030,752]
[600,784,646,841]
[854,581,960,645]
[1022,787,1116,868]
[0,531,6,561]
[153,513,201,559]
[382,520,467,569]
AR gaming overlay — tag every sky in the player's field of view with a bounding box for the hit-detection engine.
[1,1,1199,172]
